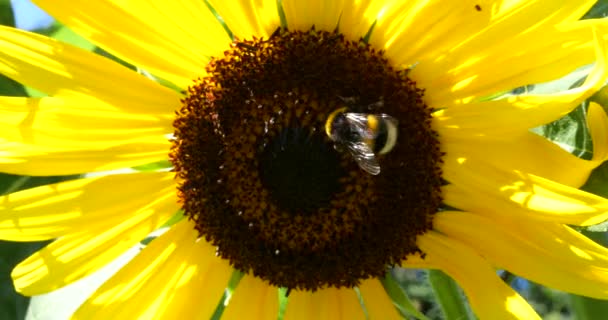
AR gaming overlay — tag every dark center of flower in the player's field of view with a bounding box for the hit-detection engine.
[170,28,443,291]
[259,127,343,214]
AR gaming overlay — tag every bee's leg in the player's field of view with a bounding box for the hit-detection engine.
[403,61,419,76]
[336,95,358,106]
[367,99,384,110]
[333,144,347,153]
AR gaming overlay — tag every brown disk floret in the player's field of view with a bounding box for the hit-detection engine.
[170,28,443,291]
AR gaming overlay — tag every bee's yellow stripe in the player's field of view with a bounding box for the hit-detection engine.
[325,107,348,137]
[366,115,378,131]
[364,115,378,150]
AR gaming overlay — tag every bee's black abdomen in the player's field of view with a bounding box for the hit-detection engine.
[371,119,388,154]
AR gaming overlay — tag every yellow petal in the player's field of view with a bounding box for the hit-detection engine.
[12,191,176,295]
[181,241,235,320]
[0,143,169,176]
[74,220,231,319]
[168,239,234,320]
[375,0,594,64]
[434,212,608,299]
[285,286,365,320]
[425,20,605,106]
[588,102,608,162]
[338,0,379,41]
[442,129,607,190]
[208,0,279,39]
[32,0,230,88]
[0,26,179,108]
[129,224,233,319]
[223,275,279,320]
[0,96,172,142]
[373,1,597,106]
[0,172,175,241]
[282,0,344,32]
[0,96,172,175]
[440,101,608,195]
[433,32,607,139]
[443,152,608,226]
[358,279,401,319]
[72,219,186,317]
[418,231,541,320]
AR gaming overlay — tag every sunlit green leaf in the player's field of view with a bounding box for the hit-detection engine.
[534,103,593,160]
[210,270,244,320]
[50,24,95,51]
[277,288,288,320]
[586,220,608,232]
[132,160,172,172]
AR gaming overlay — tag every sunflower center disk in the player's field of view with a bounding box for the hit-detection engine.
[170,28,443,291]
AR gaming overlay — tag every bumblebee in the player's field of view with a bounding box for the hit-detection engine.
[325,107,398,175]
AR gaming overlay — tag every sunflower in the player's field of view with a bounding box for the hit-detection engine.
[2,0,608,319]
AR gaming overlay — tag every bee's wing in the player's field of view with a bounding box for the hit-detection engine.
[344,113,398,138]
[343,113,376,139]
[376,114,398,127]
[344,141,381,175]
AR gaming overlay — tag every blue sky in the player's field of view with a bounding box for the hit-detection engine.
[11,0,53,30]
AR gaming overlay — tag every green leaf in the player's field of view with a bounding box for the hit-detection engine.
[581,162,608,198]
[210,270,244,320]
[0,74,27,97]
[361,20,376,44]
[276,0,287,29]
[427,270,473,320]
[140,211,184,246]
[93,47,135,70]
[204,0,234,41]
[582,0,608,19]
[0,173,81,196]
[0,240,49,320]
[570,295,608,320]
[380,272,430,320]
[0,0,14,27]
[31,23,61,37]
[533,103,592,160]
